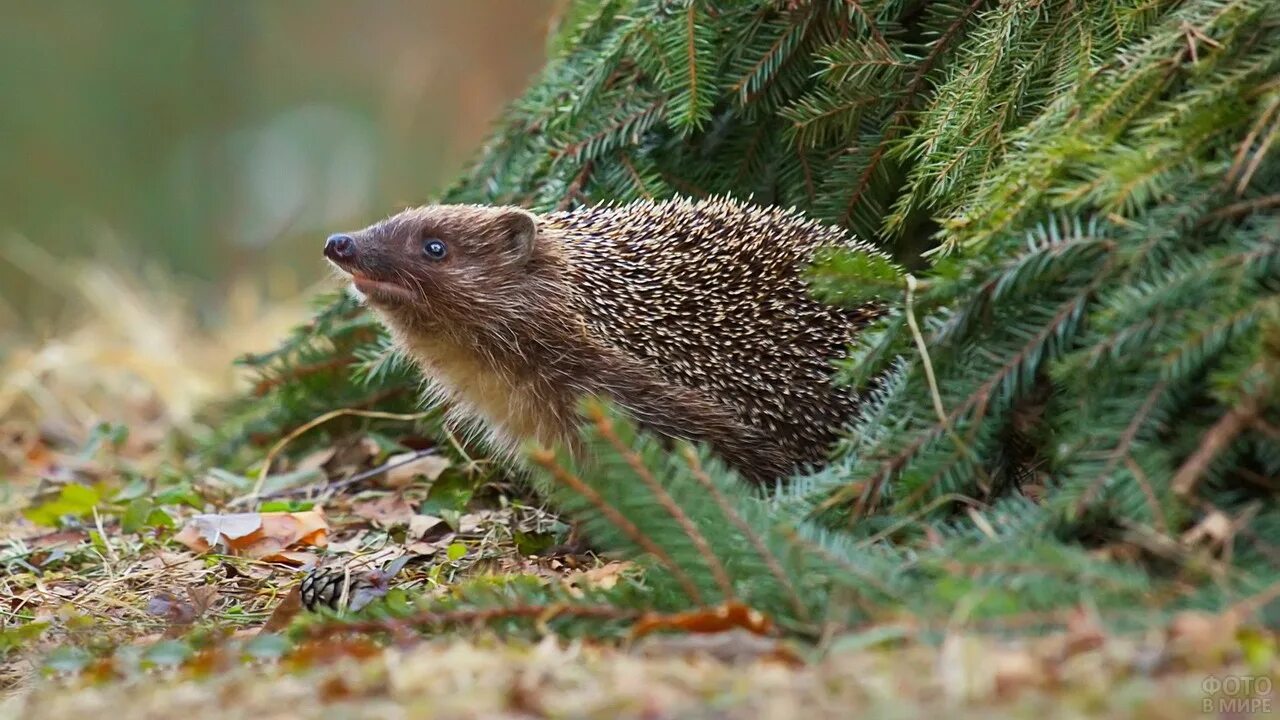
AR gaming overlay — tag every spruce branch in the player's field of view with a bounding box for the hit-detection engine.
[558,160,596,211]
[841,273,1103,519]
[585,402,737,602]
[553,100,667,163]
[656,1,719,132]
[529,447,708,605]
[1171,394,1262,497]
[774,524,898,605]
[1227,94,1280,194]
[251,357,354,397]
[838,0,889,49]
[681,446,811,622]
[1073,381,1170,519]
[1124,456,1171,535]
[728,7,815,104]
[836,0,987,230]
[618,153,658,200]
[1198,192,1280,226]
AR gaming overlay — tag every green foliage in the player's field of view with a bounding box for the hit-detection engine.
[808,246,905,305]
[227,0,1280,634]
[521,401,1244,634]
[23,484,101,527]
[531,400,905,632]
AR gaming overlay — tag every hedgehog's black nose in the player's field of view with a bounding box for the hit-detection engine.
[325,234,356,262]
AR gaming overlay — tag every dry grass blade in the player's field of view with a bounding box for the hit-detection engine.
[242,408,431,503]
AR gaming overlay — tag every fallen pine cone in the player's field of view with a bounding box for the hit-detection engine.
[300,555,414,613]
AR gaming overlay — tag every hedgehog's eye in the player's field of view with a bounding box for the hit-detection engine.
[423,238,448,260]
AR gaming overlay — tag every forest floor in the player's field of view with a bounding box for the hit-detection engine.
[2,275,1275,719]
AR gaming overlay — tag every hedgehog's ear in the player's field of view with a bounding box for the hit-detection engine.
[498,208,538,263]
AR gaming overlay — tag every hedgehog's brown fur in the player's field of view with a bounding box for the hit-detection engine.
[326,196,884,483]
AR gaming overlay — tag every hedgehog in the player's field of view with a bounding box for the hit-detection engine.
[323,196,885,483]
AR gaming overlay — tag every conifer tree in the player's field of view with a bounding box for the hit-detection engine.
[224,0,1280,631]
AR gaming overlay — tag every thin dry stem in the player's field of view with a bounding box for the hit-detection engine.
[1171,397,1259,496]
[243,408,431,504]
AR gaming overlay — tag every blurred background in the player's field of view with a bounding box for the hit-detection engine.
[1,0,555,335]
[0,1,556,428]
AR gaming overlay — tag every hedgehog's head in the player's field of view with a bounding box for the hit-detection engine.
[325,204,541,329]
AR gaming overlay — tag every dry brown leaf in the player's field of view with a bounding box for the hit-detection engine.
[353,495,417,528]
[326,530,368,554]
[147,585,220,637]
[242,511,329,560]
[992,648,1046,697]
[634,629,803,666]
[458,512,490,534]
[271,550,320,567]
[404,538,453,556]
[187,585,220,615]
[147,592,197,626]
[631,603,774,640]
[1062,606,1107,657]
[383,452,450,488]
[139,550,208,574]
[174,508,329,562]
[566,561,632,591]
[1167,610,1240,667]
[260,585,303,634]
[337,554,415,612]
[177,513,263,548]
[1,426,59,480]
[294,446,336,473]
[1181,510,1234,548]
[28,529,89,549]
[408,514,444,539]
[327,436,381,477]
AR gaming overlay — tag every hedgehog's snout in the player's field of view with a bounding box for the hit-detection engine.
[324,233,357,264]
